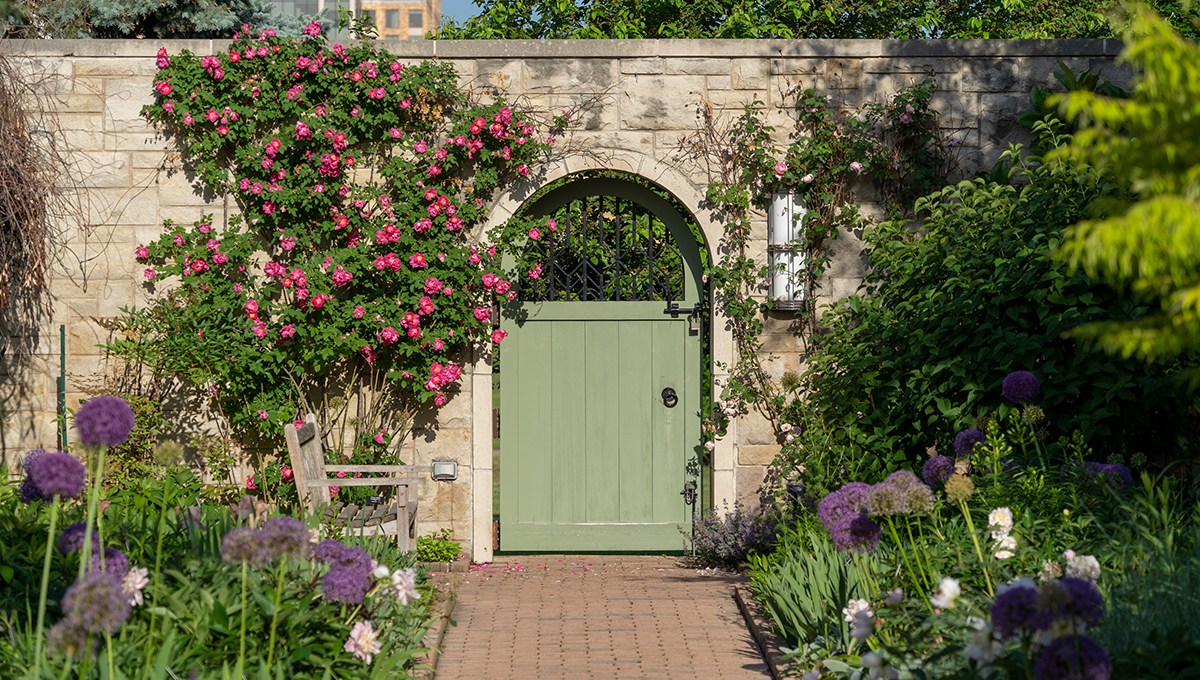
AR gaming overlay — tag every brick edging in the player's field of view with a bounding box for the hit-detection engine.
[733,584,786,680]
[415,579,459,679]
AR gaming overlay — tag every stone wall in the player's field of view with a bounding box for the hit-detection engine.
[0,38,1125,561]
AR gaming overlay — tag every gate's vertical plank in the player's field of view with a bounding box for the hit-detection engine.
[551,320,587,524]
[651,318,687,523]
[585,319,621,522]
[517,318,554,525]
[619,320,654,523]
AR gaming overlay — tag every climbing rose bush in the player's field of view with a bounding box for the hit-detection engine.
[122,25,562,444]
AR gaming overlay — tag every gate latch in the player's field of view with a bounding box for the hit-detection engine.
[681,480,697,506]
[663,300,703,319]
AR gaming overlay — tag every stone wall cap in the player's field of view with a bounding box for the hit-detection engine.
[0,37,1122,60]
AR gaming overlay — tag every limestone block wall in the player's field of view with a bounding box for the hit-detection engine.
[0,38,1125,558]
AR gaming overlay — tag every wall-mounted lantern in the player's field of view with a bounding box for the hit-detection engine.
[768,191,807,310]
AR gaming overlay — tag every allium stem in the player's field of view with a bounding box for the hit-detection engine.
[144,487,171,675]
[958,499,994,597]
[79,446,108,580]
[238,561,249,676]
[33,499,61,676]
[267,558,287,667]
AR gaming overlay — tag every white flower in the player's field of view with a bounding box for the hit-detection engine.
[122,566,149,607]
[842,598,872,623]
[372,564,391,580]
[993,534,1017,560]
[1065,554,1101,581]
[343,620,382,664]
[930,577,961,609]
[963,617,1003,671]
[704,441,715,452]
[780,423,792,433]
[987,507,1013,537]
[391,567,421,605]
[801,173,815,184]
[849,161,864,173]
[850,610,874,644]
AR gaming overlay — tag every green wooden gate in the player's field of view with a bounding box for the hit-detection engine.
[499,177,704,551]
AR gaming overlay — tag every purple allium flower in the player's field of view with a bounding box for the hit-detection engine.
[58,522,96,554]
[817,482,871,532]
[18,449,48,503]
[1002,371,1041,404]
[260,517,310,561]
[220,527,269,567]
[90,547,130,579]
[829,512,881,553]
[922,455,955,486]
[1083,462,1133,493]
[991,580,1040,638]
[74,395,135,448]
[312,539,372,572]
[322,565,372,604]
[22,451,86,501]
[954,428,986,458]
[61,571,131,634]
[867,471,934,515]
[1034,635,1112,680]
[1035,577,1105,631]
[46,620,94,659]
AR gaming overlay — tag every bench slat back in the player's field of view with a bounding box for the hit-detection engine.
[284,414,332,506]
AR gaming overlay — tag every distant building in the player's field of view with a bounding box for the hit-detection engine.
[360,0,439,39]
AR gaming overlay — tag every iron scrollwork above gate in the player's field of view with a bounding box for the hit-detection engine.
[516,192,685,303]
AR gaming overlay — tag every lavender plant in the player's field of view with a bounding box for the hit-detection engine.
[684,504,779,569]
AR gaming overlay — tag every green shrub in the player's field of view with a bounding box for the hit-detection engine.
[416,529,461,563]
[783,127,1199,481]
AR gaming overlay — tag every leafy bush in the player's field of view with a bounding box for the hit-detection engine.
[784,125,1199,481]
[683,505,778,569]
[415,529,461,563]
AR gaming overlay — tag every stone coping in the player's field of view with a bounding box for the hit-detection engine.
[1,37,1121,59]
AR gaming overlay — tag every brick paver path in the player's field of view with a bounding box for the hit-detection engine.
[433,556,770,679]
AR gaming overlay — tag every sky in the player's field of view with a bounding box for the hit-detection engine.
[440,0,481,24]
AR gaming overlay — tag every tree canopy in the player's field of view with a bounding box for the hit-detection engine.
[1,0,308,39]
[1056,5,1200,364]
[438,0,1200,39]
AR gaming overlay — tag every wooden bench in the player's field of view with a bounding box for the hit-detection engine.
[283,413,420,552]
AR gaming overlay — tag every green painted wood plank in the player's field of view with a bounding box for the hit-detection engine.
[500,522,687,552]
[618,321,654,524]
[652,319,687,523]
[551,321,587,524]
[585,321,622,523]
[516,321,553,524]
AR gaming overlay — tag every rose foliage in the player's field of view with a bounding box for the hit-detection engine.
[110,25,561,449]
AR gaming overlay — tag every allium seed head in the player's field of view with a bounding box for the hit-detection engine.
[1002,371,1040,404]
[61,572,132,634]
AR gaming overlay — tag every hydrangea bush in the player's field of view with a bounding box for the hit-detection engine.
[110,24,566,452]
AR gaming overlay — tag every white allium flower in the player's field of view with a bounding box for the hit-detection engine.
[993,534,1017,560]
[1065,554,1101,581]
[929,576,961,609]
[122,566,149,607]
[343,620,382,664]
[372,564,391,580]
[987,507,1013,537]
[391,567,421,605]
[842,598,873,623]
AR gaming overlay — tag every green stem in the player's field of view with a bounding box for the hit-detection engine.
[33,499,61,677]
[144,489,171,675]
[238,561,248,677]
[266,559,287,667]
[57,657,73,680]
[958,499,994,597]
[79,446,108,579]
[106,633,115,679]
